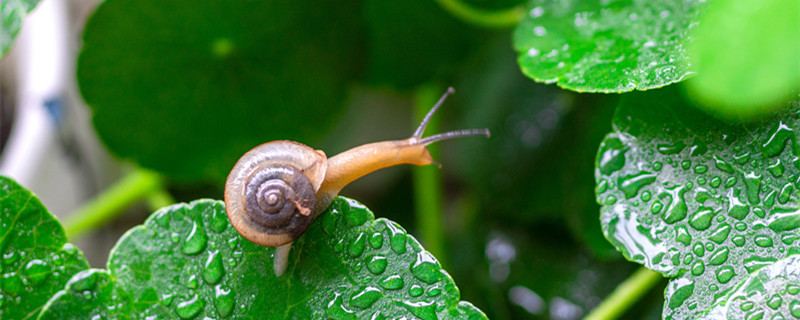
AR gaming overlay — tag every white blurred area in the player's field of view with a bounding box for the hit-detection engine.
[0,0,120,265]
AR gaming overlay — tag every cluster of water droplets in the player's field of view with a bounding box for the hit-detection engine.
[595,107,800,319]
[318,198,468,320]
[0,185,88,318]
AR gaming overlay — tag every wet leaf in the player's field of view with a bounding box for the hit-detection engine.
[513,0,706,93]
[700,254,800,320]
[78,0,362,182]
[594,88,800,319]
[0,176,89,319]
[686,0,800,120]
[42,197,486,319]
[38,269,145,320]
[0,0,40,57]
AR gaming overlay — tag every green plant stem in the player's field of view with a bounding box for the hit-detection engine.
[64,168,169,240]
[412,84,446,266]
[434,0,524,29]
[583,267,664,320]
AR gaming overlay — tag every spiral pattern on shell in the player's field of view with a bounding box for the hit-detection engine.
[225,140,328,247]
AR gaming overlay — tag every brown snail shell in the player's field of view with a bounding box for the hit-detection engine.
[224,141,327,247]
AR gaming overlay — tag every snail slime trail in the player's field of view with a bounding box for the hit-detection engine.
[224,87,490,276]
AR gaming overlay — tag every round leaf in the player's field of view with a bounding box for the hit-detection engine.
[47,198,486,318]
[686,0,800,120]
[594,88,800,319]
[0,176,89,319]
[78,0,362,182]
[513,0,706,92]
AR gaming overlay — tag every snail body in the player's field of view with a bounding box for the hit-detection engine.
[224,87,488,276]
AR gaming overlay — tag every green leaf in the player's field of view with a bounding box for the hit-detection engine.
[513,0,706,93]
[42,197,486,319]
[0,176,89,319]
[37,269,145,320]
[78,0,363,182]
[700,254,800,319]
[594,87,800,319]
[686,0,800,120]
[0,0,40,58]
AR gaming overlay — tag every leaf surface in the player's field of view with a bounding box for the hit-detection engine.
[513,0,706,92]
[78,0,363,182]
[0,176,89,319]
[594,88,800,318]
[40,197,487,319]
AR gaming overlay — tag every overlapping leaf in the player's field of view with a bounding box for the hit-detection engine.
[39,197,487,319]
[0,0,40,57]
[594,88,800,319]
[513,0,706,92]
[0,176,89,319]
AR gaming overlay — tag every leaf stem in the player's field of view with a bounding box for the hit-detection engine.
[583,267,664,320]
[434,0,525,29]
[63,168,171,240]
[412,84,447,266]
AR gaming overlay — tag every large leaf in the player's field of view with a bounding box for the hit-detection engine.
[686,0,800,120]
[595,88,800,319]
[0,0,40,58]
[78,0,362,182]
[513,0,706,93]
[0,176,89,319]
[39,197,487,319]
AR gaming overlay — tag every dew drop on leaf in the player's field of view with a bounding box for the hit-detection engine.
[379,275,404,290]
[349,232,367,258]
[367,255,387,275]
[214,285,234,318]
[181,222,207,255]
[410,251,442,284]
[202,250,224,285]
[350,286,382,309]
[176,294,203,319]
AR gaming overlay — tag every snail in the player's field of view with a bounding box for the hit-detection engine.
[224,87,489,276]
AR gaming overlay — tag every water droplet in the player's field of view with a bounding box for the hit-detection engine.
[411,251,442,284]
[714,156,734,174]
[689,207,716,230]
[741,301,755,311]
[709,247,730,265]
[369,232,383,249]
[657,142,685,155]
[349,232,367,258]
[726,176,738,188]
[744,173,763,204]
[651,201,664,214]
[333,239,345,253]
[762,122,793,157]
[767,294,783,309]
[710,177,722,188]
[386,222,407,254]
[676,225,692,245]
[768,208,800,232]
[22,259,49,285]
[715,266,735,283]
[768,160,786,178]
[660,186,688,224]
[326,292,356,320]
[321,208,338,234]
[379,275,404,290]
[735,222,748,231]
[784,233,800,245]
[641,191,651,202]
[681,160,692,171]
[691,261,705,275]
[171,233,181,244]
[708,224,731,244]
[733,235,746,247]
[182,221,208,255]
[666,278,694,309]
[161,293,175,306]
[606,195,617,205]
[367,255,387,275]
[427,286,442,297]
[618,171,657,199]
[401,300,437,320]
[779,184,794,204]
[735,152,751,165]
[653,162,663,171]
[203,251,224,285]
[409,285,423,297]
[345,206,369,227]
[754,207,767,218]
[786,284,800,294]
[791,300,800,318]
[693,243,705,256]
[3,250,19,265]
[694,165,708,174]
[754,235,774,248]
[176,294,203,319]
[744,256,776,273]
[746,309,765,320]
[215,285,234,317]
[598,138,627,175]
[350,286,383,309]
[156,211,171,227]
[186,275,198,289]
